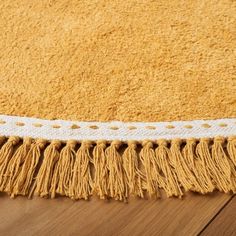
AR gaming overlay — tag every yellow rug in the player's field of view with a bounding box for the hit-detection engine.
[0,0,235,201]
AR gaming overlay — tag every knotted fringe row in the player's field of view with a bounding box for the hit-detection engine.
[0,136,235,201]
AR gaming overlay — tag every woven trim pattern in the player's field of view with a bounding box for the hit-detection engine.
[0,115,235,141]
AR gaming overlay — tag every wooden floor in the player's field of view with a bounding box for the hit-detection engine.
[0,192,235,236]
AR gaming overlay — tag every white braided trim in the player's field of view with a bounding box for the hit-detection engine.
[0,114,235,141]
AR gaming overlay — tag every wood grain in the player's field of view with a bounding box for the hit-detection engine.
[201,196,236,236]
[0,192,231,236]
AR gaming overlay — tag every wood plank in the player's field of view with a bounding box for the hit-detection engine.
[201,196,236,236]
[0,192,231,236]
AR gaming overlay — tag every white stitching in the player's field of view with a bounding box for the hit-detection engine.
[0,114,235,141]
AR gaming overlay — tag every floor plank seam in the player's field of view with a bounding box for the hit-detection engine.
[197,195,235,236]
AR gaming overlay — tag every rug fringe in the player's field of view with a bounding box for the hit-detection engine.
[0,136,235,201]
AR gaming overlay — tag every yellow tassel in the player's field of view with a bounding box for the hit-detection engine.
[56,140,77,197]
[69,141,93,200]
[12,139,46,197]
[34,140,61,198]
[196,138,229,192]
[105,141,127,201]
[227,136,236,166]
[123,141,144,198]
[139,141,162,198]
[0,136,20,189]
[92,140,108,199]
[170,139,200,192]
[155,140,182,198]
[211,137,234,193]
[2,138,32,193]
[183,138,214,193]
[226,137,236,193]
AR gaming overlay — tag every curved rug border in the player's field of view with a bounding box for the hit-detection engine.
[0,114,235,141]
